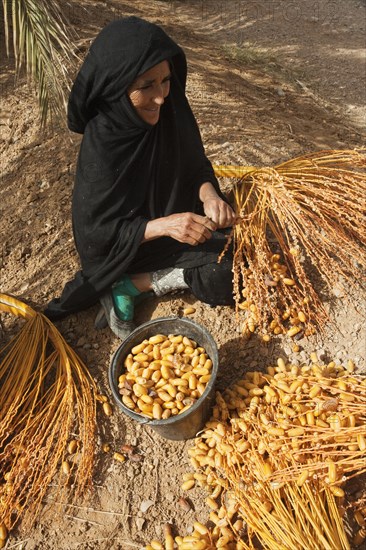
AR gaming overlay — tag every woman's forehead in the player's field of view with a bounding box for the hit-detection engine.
[136,60,171,82]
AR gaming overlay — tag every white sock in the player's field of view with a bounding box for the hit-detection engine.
[150,267,188,297]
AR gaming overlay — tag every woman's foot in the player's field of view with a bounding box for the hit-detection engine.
[112,276,141,320]
[98,292,136,340]
[94,291,155,333]
[150,267,188,297]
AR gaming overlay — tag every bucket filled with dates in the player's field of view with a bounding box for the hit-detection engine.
[109,317,219,440]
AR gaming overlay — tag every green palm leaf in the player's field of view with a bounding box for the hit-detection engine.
[2,0,78,125]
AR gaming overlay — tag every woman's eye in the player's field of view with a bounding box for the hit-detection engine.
[137,78,171,91]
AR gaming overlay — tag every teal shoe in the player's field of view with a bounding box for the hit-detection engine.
[95,290,155,331]
[112,293,135,321]
[97,292,136,340]
[112,275,141,321]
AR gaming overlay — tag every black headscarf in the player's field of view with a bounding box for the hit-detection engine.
[45,16,225,320]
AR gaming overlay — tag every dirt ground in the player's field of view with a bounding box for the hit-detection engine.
[1,0,365,548]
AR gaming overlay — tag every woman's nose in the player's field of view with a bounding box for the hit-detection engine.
[153,85,165,105]
[153,95,164,106]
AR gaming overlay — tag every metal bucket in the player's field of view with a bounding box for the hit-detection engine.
[108,316,219,440]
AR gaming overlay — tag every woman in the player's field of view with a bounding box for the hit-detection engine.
[45,16,235,339]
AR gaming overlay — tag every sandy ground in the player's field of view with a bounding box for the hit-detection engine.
[0,0,365,548]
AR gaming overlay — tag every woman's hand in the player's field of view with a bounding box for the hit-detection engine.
[203,197,236,228]
[199,181,236,228]
[144,212,217,245]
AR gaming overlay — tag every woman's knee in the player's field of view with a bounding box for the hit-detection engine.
[184,261,234,306]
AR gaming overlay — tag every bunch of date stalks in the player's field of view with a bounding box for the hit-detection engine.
[214,148,366,340]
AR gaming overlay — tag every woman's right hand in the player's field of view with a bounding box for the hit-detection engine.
[144,212,217,246]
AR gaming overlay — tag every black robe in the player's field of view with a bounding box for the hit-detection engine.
[45,17,229,320]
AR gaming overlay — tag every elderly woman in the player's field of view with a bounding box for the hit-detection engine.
[45,16,235,338]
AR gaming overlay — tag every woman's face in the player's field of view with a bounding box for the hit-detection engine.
[127,60,171,125]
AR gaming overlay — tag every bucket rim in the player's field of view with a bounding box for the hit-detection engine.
[108,316,219,427]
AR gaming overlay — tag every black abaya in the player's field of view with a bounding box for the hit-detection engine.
[45,16,232,320]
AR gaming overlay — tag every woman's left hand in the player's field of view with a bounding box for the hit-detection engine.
[203,197,236,228]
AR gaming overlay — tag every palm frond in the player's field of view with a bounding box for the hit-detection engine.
[2,0,78,125]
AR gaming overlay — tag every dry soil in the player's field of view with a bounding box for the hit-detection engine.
[0,1,365,549]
